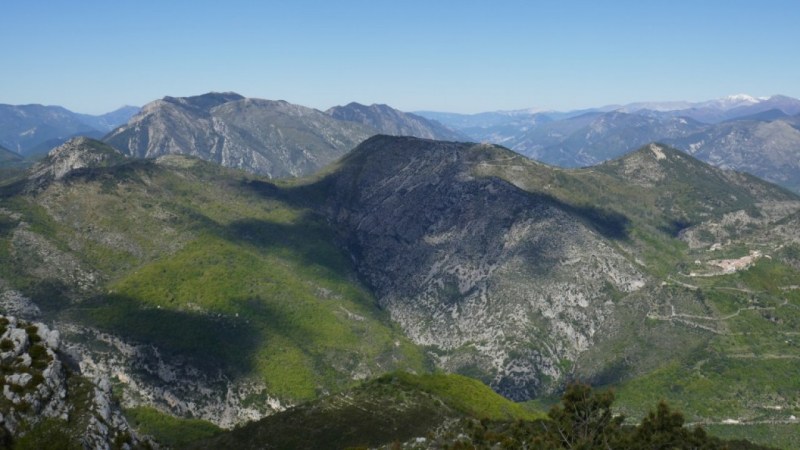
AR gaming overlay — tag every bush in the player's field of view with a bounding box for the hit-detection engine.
[0,339,13,352]
[30,373,45,387]
[28,343,47,361]
[24,325,41,343]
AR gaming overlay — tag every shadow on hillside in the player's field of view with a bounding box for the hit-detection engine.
[0,215,17,237]
[658,218,692,237]
[238,178,331,211]
[0,178,28,197]
[74,294,264,377]
[224,216,354,282]
[239,175,631,242]
[239,179,289,201]
[546,196,631,240]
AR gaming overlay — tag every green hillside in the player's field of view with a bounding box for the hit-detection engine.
[0,147,428,409]
[2,137,800,448]
[474,143,800,448]
[190,371,545,450]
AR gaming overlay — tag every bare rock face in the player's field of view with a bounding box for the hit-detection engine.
[62,323,285,429]
[0,316,67,436]
[0,286,40,320]
[320,136,645,399]
[104,93,376,178]
[29,136,126,184]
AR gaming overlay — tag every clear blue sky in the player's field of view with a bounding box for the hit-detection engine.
[2,0,799,114]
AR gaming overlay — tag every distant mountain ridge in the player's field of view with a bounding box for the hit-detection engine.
[104,92,376,178]
[415,94,800,192]
[0,144,22,163]
[76,105,141,132]
[6,92,799,190]
[664,116,800,192]
[326,102,466,141]
[0,103,139,156]
[105,93,469,178]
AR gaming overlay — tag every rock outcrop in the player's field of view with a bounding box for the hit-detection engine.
[0,315,143,448]
[28,136,126,188]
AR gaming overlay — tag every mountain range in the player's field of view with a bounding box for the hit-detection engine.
[417,94,800,193]
[3,92,800,195]
[0,103,139,156]
[1,134,799,447]
[104,93,467,178]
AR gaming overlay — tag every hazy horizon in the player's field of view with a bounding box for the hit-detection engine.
[2,0,799,114]
[5,91,798,117]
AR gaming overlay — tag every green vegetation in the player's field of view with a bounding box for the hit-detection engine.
[125,407,221,448]
[610,257,800,447]
[385,372,545,421]
[1,154,428,405]
[191,371,545,450]
[12,419,83,450]
[193,380,771,449]
[0,146,28,185]
[424,384,773,449]
[705,424,800,450]
[2,138,800,447]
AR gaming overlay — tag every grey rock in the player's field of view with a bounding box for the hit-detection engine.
[0,315,144,447]
[666,118,800,192]
[105,92,375,178]
[0,289,40,319]
[28,136,126,186]
[62,323,284,428]
[327,102,467,141]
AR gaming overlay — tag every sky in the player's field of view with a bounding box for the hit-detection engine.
[2,0,799,114]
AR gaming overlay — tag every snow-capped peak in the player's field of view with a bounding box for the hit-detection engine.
[723,94,760,103]
[696,94,763,110]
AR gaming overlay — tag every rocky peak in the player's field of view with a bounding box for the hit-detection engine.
[104,93,375,177]
[29,137,125,183]
[215,98,316,118]
[163,91,245,112]
[596,143,696,185]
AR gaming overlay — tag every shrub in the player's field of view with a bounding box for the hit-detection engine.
[28,344,47,360]
[0,339,13,352]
